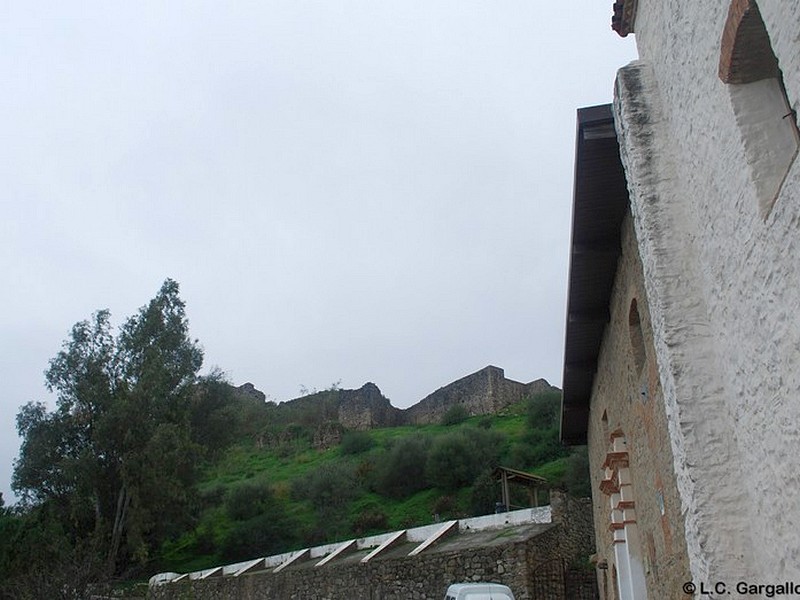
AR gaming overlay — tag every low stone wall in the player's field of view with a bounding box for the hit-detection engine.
[150,541,531,600]
[148,493,594,600]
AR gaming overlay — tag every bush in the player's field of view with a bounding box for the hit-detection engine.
[563,446,591,497]
[503,391,569,471]
[352,509,389,536]
[440,404,469,426]
[340,430,374,455]
[477,416,493,429]
[226,482,277,521]
[526,391,561,429]
[469,470,498,516]
[220,483,298,561]
[509,428,567,470]
[373,436,431,498]
[293,462,359,510]
[431,495,457,519]
[425,428,505,492]
[199,485,226,508]
[220,512,296,562]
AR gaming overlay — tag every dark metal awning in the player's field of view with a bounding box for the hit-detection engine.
[559,104,630,445]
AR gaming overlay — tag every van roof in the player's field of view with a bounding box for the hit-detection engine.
[446,583,513,593]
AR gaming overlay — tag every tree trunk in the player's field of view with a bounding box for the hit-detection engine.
[107,484,130,574]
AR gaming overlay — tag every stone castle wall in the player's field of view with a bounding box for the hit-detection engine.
[336,383,403,430]
[403,366,555,425]
[270,367,556,431]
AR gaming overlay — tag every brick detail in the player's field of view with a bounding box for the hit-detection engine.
[612,0,638,37]
[719,0,779,83]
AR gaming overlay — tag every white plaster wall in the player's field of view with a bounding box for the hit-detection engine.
[614,61,755,589]
[619,0,800,584]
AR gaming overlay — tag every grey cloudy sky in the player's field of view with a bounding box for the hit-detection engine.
[1,2,637,504]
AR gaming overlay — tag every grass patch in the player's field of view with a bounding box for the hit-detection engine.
[158,392,585,574]
[531,457,569,483]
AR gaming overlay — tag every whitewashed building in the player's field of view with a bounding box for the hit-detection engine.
[561,0,800,598]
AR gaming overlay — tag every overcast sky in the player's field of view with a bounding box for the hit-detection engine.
[1,2,636,504]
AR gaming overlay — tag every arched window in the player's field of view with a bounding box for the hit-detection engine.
[719,0,799,217]
[628,299,646,376]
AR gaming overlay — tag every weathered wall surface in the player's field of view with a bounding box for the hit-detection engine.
[148,494,594,600]
[615,0,800,585]
[404,366,555,425]
[275,383,404,431]
[586,213,691,600]
[269,368,555,432]
[336,383,404,430]
[150,540,532,600]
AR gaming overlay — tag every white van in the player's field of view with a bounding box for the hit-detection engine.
[444,582,516,600]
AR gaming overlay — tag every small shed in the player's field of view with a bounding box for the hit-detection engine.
[492,466,548,510]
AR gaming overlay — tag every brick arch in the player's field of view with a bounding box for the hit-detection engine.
[718,0,779,84]
[718,0,798,217]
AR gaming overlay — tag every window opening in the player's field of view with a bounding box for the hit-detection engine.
[629,300,646,376]
[719,0,799,217]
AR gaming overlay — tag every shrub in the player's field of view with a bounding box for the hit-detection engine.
[426,429,505,492]
[220,512,296,562]
[469,470,498,516]
[431,495,457,519]
[199,485,226,508]
[225,482,277,521]
[440,404,469,426]
[526,391,561,429]
[503,391,569,471]
[293,462,359,510]
[340,430,374,455]
[352,509,389,536]
[563,446,591,497]
[477,416,493,429]
[373,436,431,498]
[510,426,568,470]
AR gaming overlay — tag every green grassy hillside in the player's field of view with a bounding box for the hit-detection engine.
[154,390,589,574]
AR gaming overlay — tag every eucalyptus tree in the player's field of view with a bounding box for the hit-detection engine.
[12,279,204,574]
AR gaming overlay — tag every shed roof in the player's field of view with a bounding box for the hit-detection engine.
[492,466,548,487]
[559,104,629,445]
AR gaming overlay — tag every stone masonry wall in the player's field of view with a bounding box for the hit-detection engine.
[149,541,532,600]
[271,369,554,432]
[148,492,594,600]
[404,366,555,425]
[586,212,691,600]
[336,383,403,430]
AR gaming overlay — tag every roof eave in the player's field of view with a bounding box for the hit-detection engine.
[559,104,629,446]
